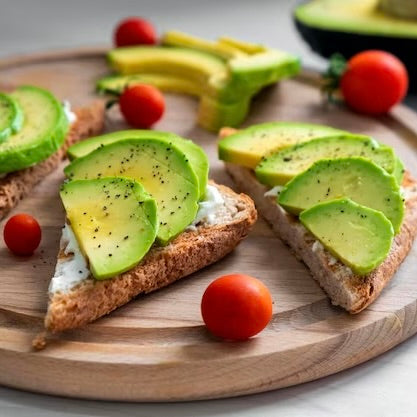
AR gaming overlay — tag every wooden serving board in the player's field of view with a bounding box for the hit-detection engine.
[1,48,417,402]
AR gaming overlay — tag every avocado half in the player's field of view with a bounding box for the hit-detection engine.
[294,0,417,92]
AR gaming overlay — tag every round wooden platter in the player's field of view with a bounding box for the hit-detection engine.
[1,48,417,402]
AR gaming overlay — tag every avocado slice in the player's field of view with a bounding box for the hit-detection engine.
[0,93,24,143]
[64,138,200,245]
[255,135,397,186]
[61,177,158,280]
[198,95,251,133]
[108,46,227,85]
[294,0,417,92]
[0,86,68,174]
[278,157,404,234]
[67,130,208,200]
[392,154,405,185]
[300,198,394,275]
[217,37,266,54]
[218,122,350,169]
[162,30,246,60]
[97,74,202,97]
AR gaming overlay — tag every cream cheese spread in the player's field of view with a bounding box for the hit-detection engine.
[63,100,77,124]
[264,185,284,198]
[190,184,226,228]
[49,223,90,294]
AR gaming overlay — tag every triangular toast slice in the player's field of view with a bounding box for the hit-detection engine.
[43,182,256,335]
[0,101,105,220]
[224,161,417,313]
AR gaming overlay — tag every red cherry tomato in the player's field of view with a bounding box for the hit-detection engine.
[3,214,41,256]
[114,17,157,47]
[119,84,165,128]
[341,50,408,115]
[201,274,273,341]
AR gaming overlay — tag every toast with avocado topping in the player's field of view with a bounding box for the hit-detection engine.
[219,124,417,313]
[34,131,256,346]
[41,182,256,336]
[0,85,105,220]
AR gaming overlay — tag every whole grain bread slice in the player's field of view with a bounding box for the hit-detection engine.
[43,182,256,335]
[0,101,105,220]
[225,161,417,313]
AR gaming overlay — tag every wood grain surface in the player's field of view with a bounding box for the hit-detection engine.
[1,49,417,402]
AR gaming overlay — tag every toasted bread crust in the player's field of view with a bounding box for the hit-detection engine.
[225,162,417,313]
[0,101,105,220]
[45,183,257,333]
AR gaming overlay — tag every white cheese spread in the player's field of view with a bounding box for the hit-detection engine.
[264,185,284,198]
[188,184,227,229]
[63,100,77,124]
[49,224,90,294]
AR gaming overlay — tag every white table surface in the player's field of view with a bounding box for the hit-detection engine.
[0,1,416,416]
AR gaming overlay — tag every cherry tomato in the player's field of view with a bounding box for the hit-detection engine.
[114,17,157,47]
[119,84,165,128]
[201,274,273,341]
[3,214,41,256]
[341,50,408,115]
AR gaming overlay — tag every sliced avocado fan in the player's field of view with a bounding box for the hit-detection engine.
[67,130,209,200]
[101,31,300,131]
[255,134,398,186]
[64,138,200,245]
[278,157,404,234]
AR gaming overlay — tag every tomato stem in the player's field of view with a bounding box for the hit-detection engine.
[322,53,347,103]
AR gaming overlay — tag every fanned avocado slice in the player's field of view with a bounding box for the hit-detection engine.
[218,121,350,169]
[255,135,397,186]
[392,154,405,185]
[0,93,24,143]
[106,34,300,131]
[278,157,404,234]
[0,86,68,174]
[67,130,208,200]
[300,198,394,275]
[108,46,227,85]
[61,177,158,280]
[162,30,246,59]
[64,138,200,245]
[96,74,202,97]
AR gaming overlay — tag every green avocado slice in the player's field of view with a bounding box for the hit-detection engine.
[300,198,394,275]
[162,30,246,60]
[108,46,227,85]
[392,154,405,185]
[218,121,350,169]
[67,130,208,200]
[0,93,24,143]
[278,157,404,234]
[0,86,68,174]
[255,135,397,186]
[96,74,202,97]
[61,177,158,280]
[64,138,200,245]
